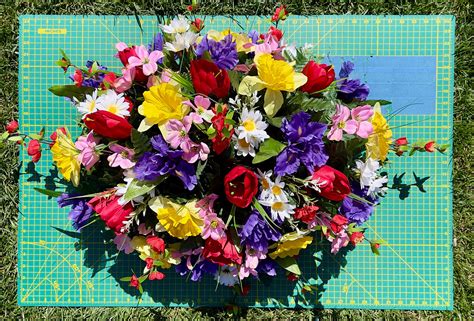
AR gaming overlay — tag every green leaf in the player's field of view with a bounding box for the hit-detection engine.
[131,129,151,158]
[1,131,9,141]
[48,85,94,100]
[357,99,392,106]
[287,92,335,114]
[196,160,207,179]
[267,116,283,127]
[206,126,216,138]
[138,274,148,283]
[123,178,160,202]
[34,188,63,198]
[252,138,286,164]
[274,256,302,275]
[119,277,132,282]
[227,70,242,92]
[138,284,144,294]
[59,49,70,62]
[7,136,23,142]
[370,243,380,256]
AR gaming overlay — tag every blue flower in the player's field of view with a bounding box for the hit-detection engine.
[195,35,238,70]
[256,258,278,277]
[339,182,378,225]
[239,210,281,252]
[176,256,218,281]
[337,61,369,101]
[134,135,197,190]
[57,193,93,231]
[275,112,328,176]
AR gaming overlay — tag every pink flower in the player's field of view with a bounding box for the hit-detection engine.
[183,95,214,124]
[127,45,163,76]
[253,34,280,56]
[107,144,135,169]
[350,105,374,138]
[244,247,266,269]
[330,230,350,254]
[182,140,210,163]
[114,68,135,93]
[75,132,100,170]
[197,194,219,215]
[327,104,357,141]
[239,265,258,279]
[164,118,192,149]
[113,233,134,254]
[201,213,226,240]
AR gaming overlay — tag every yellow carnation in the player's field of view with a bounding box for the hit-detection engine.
[138,83,189,132]
[148,196,203,239]
[269,232,313,259]
[50,128,81,187]
[366,103,393,161]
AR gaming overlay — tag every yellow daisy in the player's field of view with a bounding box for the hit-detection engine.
[50,128,81,187]
[365,103,393,161]
[138,83,189,132]
[269,232,313,259]
[238,53,307,117]
[148,196,203,239]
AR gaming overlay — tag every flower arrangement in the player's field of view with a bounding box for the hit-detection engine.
[5,8,448,295]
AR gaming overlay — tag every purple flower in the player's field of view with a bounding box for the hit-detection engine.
[70,61,108,88]
[275,112,328,176]
[57,193,93,231]
[337,61,369,101]
[176,257,218,282]
[195,35,238,70]
[248,30,260,43]
[340,182,378,225]
[256,258,278,277]
[134,135,197,190]
[239,210,281,252]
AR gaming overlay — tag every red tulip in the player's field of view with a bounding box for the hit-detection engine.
[202,234,242,266]
[146,236,165,254]
[84,110,132,140]
[190,59,230,99]
[300,61,335,94]
[88,194,134,233]
[224,166,258,208]
[311,165,351,201]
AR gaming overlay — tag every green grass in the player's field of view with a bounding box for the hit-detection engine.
[1,0,473,319]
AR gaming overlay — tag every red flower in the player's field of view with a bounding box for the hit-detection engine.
[224,166,258,208]
[49,127,67,147]
[129,274,140,289]
[88,194,134,233]
[190,59,230,99]
[102,72,117,89]
[350,231,365,246]
[294,205,319,224]
[300,61,335,94]
[72,69,83,87]
[149,271,166,280]
[311,165,351,202]
[5,120,18,134]
[424,141,436,152]
[211,106,234,155]
[240,284,251,296]
[202,234,242,266]
[146,236,165,254]
[271,5,289,22]
[191,18,204,32]
[395,137,408,146]
[330,214,348,234]
[268,26,283,41]
[84,110,132,140]
[27,139,41,163]
[287,273,299,281]
[145,257,154,269]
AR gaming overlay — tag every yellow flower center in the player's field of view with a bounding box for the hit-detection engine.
[272,201,285,211]
[338,121,346,129]
[261,178,270,190]
[238,139,250,148]
[88,101,96,112]
[210,220,218,229]
[271,185,282,196]
[242,119,256,131]
[108,104,118,115]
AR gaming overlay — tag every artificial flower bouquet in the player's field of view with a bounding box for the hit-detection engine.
[5,9,448,296]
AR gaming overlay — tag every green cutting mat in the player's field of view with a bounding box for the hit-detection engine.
[17,15,454,309]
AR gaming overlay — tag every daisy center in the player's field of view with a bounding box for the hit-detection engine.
[261,178,270,190]
[88,101,96,112]
[238,139,250,148]
[108,104,118,114]
[272,201,285,211]
[271,185,282,196]
[242,119,256,131]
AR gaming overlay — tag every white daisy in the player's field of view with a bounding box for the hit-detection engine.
[259,198,295,222]
[96,90,130,118]
[233,136,256,157]
[164,31,198,52]
[160,15,189,34]
[237,108,269,146]
[257,169,273,191]
[77,89,99,117]
[215,265,239,287]
[355,158,388,196]
[259,175,288,203]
